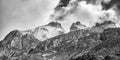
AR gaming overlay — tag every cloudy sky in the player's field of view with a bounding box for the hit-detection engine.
[0,0,60,40]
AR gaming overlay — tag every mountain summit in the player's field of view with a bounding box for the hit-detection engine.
[70,21,86,31]
[32,22,65,41]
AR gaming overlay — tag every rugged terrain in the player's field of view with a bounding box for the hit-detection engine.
[0,21,120,60]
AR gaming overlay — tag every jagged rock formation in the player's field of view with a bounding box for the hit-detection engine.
[0,22,120,60]
[70,21,86,31]
[0,22,65,60]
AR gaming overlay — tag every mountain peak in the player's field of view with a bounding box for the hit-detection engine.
[32,22,65,41]
[70,21,86,31]
[47,22,62,28]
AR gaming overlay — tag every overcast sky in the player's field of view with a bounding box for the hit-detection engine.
[0,0,59,40]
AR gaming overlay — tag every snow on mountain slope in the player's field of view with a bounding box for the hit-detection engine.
[19,22,65,41]
[32,22,65,41]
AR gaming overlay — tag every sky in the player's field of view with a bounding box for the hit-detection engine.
[0,0,59,40]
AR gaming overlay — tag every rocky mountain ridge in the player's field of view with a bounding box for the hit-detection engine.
[0,21,120,60]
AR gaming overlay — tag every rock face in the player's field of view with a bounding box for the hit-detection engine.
[0,22,120,60]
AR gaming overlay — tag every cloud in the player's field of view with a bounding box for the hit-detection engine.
[50,0,118,32]
[50,1,102,31]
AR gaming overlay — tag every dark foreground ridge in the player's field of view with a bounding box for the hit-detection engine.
[0,27,120,60]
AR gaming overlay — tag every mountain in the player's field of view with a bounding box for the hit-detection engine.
[0,21,65,48]
[32,22,65,41]
[28,29,101,60]
[0,30,40,50]
[0,22,65,60]
[20,22,65,41]
[0,22,120,60]
[70,21,86,31]
[27,28,120,60]
[0,24,120,60]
